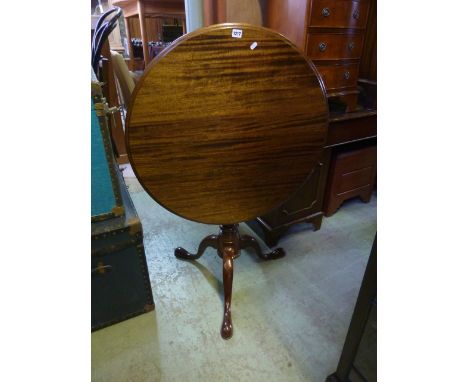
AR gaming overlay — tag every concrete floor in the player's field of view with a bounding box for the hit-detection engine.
[92,171,376,382]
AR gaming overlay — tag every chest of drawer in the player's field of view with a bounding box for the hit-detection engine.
[309,0,369,29]
[316,63,359,91]
[306,33,364,60]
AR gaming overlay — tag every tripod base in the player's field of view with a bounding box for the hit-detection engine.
[175,224,285,339]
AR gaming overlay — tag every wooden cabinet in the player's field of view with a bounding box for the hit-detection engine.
[266,0,371,112]
[112,0,186,69]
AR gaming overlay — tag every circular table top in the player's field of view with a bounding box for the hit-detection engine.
[126,23,328,225]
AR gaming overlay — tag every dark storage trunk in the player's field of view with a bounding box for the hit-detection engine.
[91,171,154,331]
[91,70,154,331]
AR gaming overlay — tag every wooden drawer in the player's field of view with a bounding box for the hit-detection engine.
[306,33,364,60]
[316,63,359,91]
[337,165,374,193]
[334,146,376,172]
[327,113,376,146]
[309,0,369,29]
[324,145,376,216]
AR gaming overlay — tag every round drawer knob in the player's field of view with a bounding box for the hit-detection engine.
[322,7,330,17]
[353,9,360,19]
[344,71,351,80]
[319,42,327,52]
[348,42,355,51]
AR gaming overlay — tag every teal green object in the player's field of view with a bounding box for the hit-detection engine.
[91,98,117,217]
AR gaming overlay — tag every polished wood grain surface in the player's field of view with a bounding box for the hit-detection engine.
[126,23,328,224]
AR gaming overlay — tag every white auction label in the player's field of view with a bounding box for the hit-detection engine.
[231,29,243,38]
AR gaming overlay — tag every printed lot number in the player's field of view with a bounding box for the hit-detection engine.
[232,29,243,38]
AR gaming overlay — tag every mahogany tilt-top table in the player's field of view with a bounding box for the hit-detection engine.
[126,23,328,339]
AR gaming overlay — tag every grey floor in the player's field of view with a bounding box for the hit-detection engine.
[92,172,376,382]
